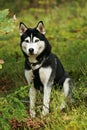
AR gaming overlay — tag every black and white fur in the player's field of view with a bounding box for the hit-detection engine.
[19,21,73,117]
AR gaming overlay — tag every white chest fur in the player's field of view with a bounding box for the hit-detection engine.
[39,67,52,86]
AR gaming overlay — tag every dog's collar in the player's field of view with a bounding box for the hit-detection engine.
[31,63,42,70]
[28,57,42,70]
[27,54,50,71]
[30,56,49,70]
[30,62,40,66]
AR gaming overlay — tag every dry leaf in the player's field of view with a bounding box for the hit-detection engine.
[0,59,4,64]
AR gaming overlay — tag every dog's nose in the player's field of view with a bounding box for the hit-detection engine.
[29,48,34,54]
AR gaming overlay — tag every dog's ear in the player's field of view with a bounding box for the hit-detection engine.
[36,21,46,35]
[19,22,28,36]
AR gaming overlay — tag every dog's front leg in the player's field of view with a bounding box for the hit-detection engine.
[42,85,52,116]
[29,86,36,118]
[39,67,52,116]
[25,70,36,117]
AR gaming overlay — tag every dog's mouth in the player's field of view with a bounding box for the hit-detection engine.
[28,50,40,57]
[28,53,38,63]
[28,48,39,56]
[29,52,34,56]
[28,51,37,57]
[29,52,37,57]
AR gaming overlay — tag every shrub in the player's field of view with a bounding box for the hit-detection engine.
[0,86,28,130]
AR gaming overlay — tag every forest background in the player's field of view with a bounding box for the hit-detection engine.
[0,0,87,129]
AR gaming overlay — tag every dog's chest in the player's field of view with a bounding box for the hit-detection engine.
[33,69,43,90]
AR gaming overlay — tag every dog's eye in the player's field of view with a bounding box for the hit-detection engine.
[35,39,39,42]
[25,40,29,43]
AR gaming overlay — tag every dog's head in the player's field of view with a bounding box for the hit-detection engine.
[19,21,51,63]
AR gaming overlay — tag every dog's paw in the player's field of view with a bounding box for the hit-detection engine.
[60,101,67,111]
[42,107,49,116]
[30,110,36,118]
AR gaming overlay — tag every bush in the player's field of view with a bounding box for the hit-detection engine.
[0,86,28,130]
[0,9,15,69]
[0,9,15,36]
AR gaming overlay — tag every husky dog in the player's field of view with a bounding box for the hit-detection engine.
[19,21,73,117]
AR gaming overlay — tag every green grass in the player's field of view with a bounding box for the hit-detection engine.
[0,1,87,129]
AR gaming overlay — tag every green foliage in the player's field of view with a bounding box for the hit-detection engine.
[0,1,87,129]
[0,9,9,22]
[0,9,15,69]
[0,86,28,130]
[0,64,2,69]
[0,9,15,35]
